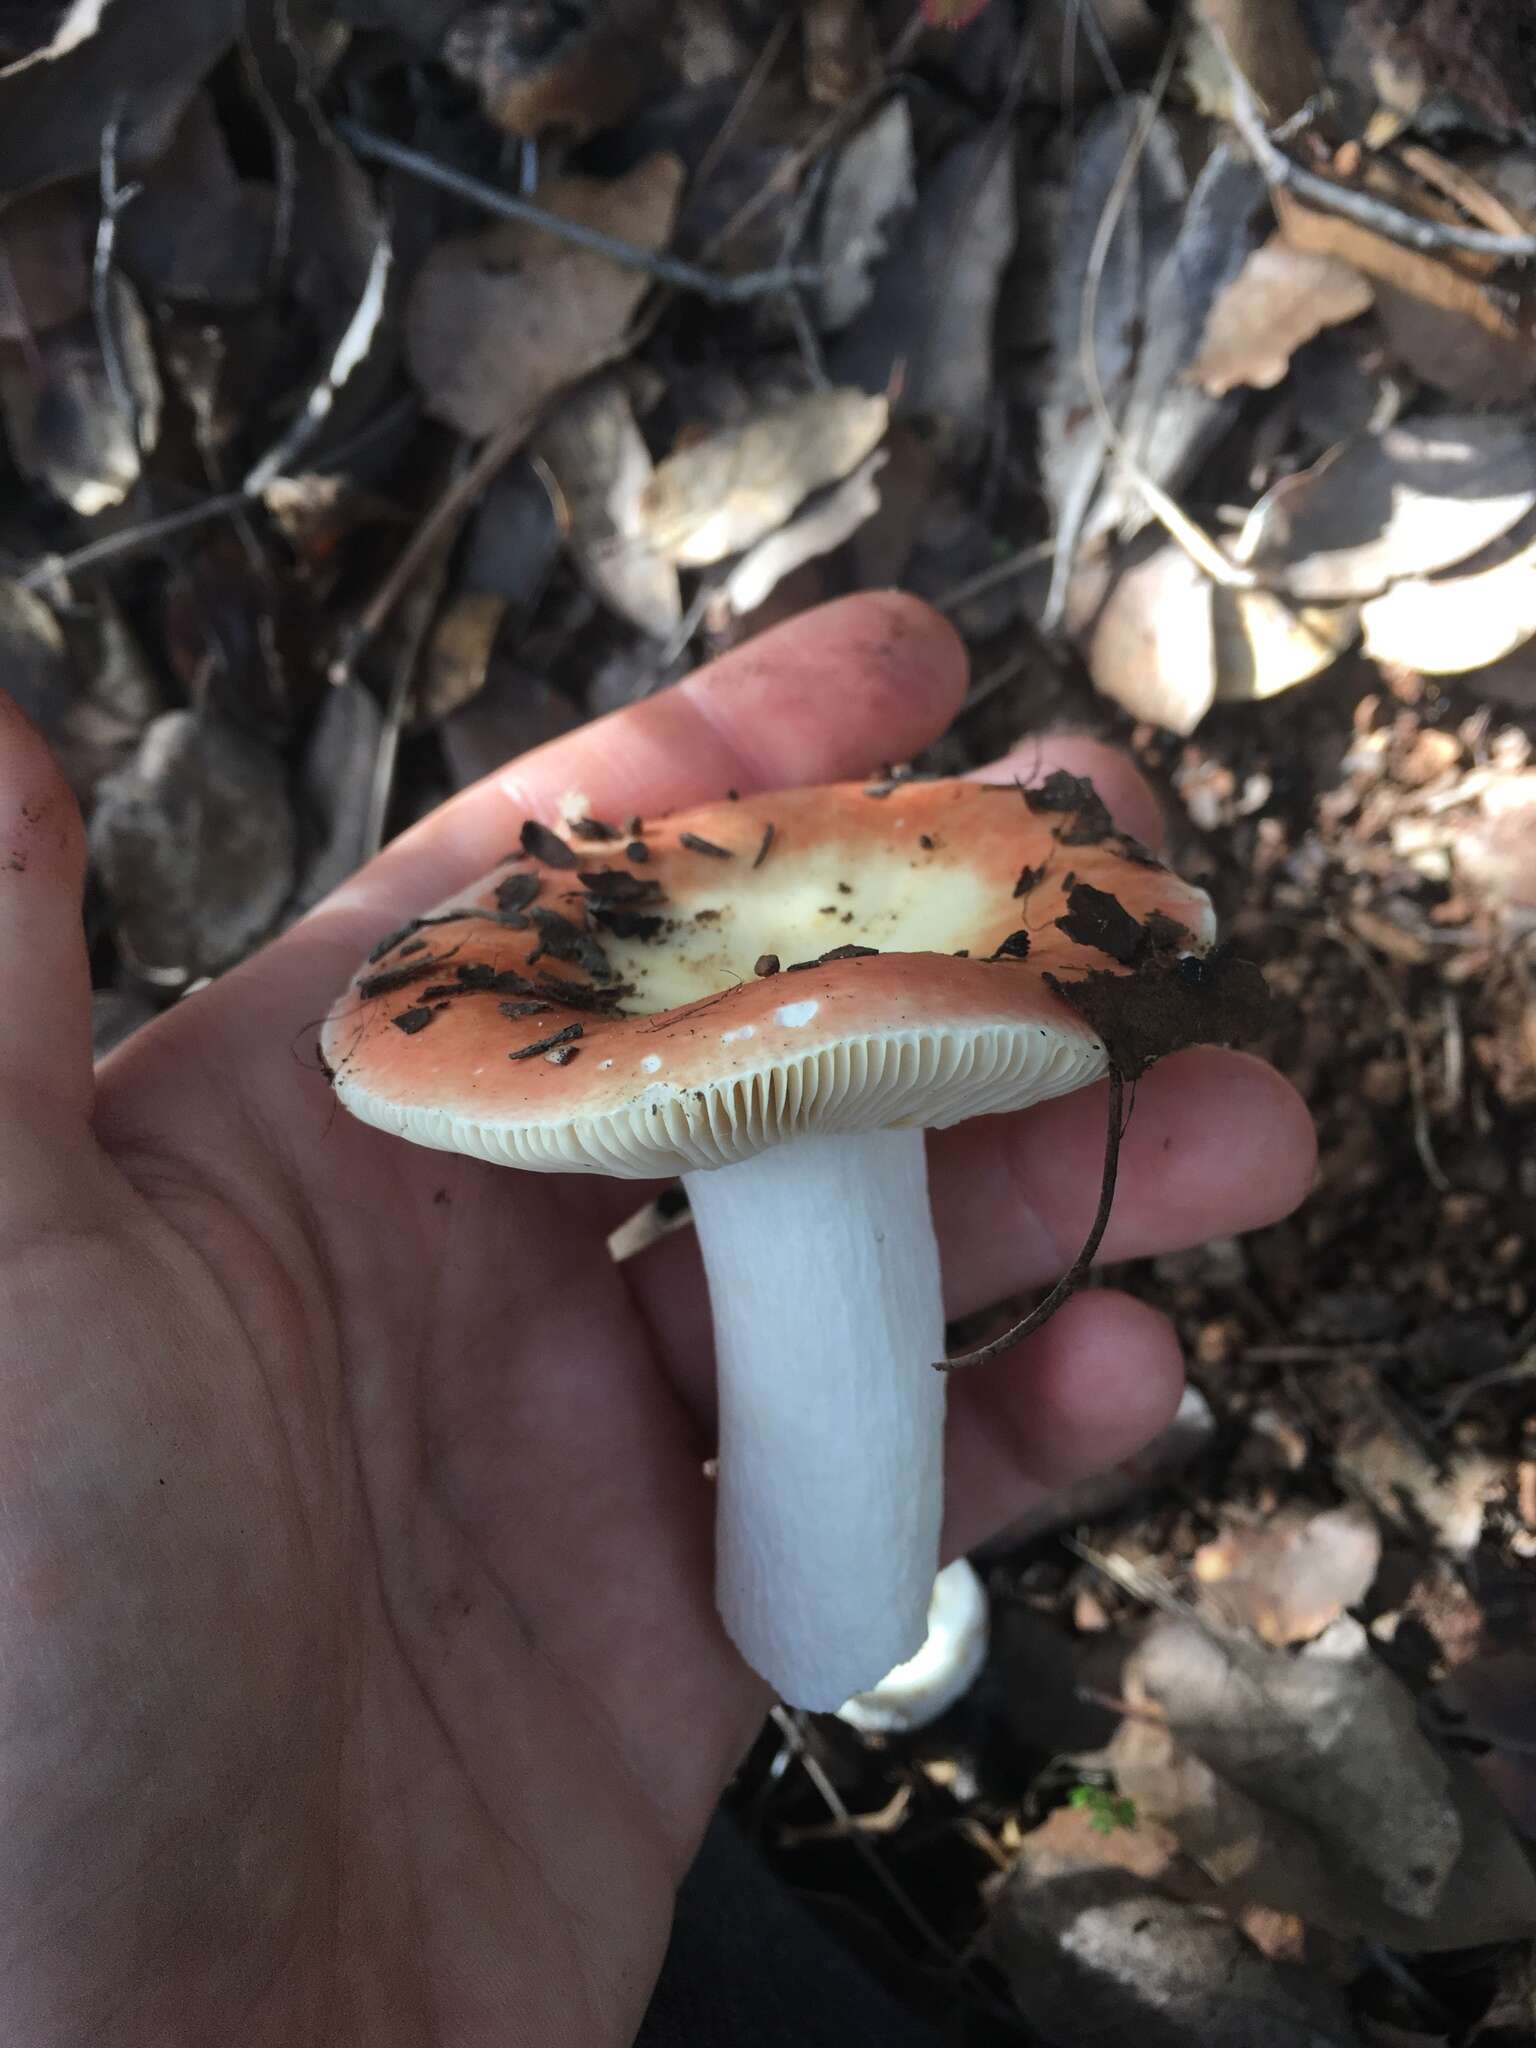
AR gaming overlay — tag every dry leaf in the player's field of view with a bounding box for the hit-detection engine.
[1113,1616,1536,1950]
[990,1799,1357,2048]
[718,450,886,617]
[412,593,507,728]
[1191,236,1373,396]
[1193,1504,1381,1646]
[1089,545,1217,734]
[444,0,669,139]
[801,0,877,105]
[638,387,888,566]
[1277,189,1536,399]
[1100,145,1266,539]
[922,0,993,25]
[1089,544,1350,731]
[1041,97,1186,619]
[832,126,1015,440]
[1244,413,1536,602]
[1189,0,1322,121]
[90,711,296,979]
[1212,582,1359,703]
[404,153,684,439]
[0,184,90,339]
[0,580,76,728]
[0,276,162,513]
[534,377,681,639]
[1430,1652,1536,1840]
[290,681,383,916]
[1334,1413,1500,1558]
[815,97,916,332]
[1361,526,1536,674]
[118,92,274,309]
[0,0,241,199]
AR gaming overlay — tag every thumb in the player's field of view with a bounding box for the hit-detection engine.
[0,690,92,1117]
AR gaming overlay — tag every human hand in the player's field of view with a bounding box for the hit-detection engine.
[0,595,1313,2046]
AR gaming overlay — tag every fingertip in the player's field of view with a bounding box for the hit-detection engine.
[846,589,970,723]
[972,734,1166,853]
[1147,1048,1318,1231]
[0,689,91,1108]
[677,592,969,775]
[0,688,85,887]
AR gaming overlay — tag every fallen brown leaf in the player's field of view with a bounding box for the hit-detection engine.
[717,451,886,618]
[444,0,669,139]
[412,593,508,728]
[637,388,888,566]
[0,0,241,198]
[1194,1504,1381,1646]
[1113,1615,1536,1949]
[1361,524,1536,674]
[90,711,296,979]
[1191,236,1373,397]
[534,377,681,639]
[404,153,684,439]
[1244,412,1536,602]
[1276,189,1536,400]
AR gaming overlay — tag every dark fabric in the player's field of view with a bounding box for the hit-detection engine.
[634,1814,944,2048]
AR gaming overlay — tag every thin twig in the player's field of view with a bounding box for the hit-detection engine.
[935,538,1054,614]
[19,492,250,593]
[939,1067,1126,1373]
[328,399,543,685]
[93,98,143,441]
[335,119,822,305]
[360,469,463,859]
[766,1708,960,1965]
[692,10,794,197]
[954,647,1033,719]
[703,4,926,261]
[1324,917,1452,1194]
[1218,38,1536,260]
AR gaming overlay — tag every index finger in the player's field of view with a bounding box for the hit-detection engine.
[268,593,967,1013]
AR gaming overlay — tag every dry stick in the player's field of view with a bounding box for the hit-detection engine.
[935,537,1054,614]
[766,1708,960,1965]
[1216,37,1536,260]
[334,120,821,305]
[691,9,794,197]
[1324,917,1452,1195]
[19,492,251,592]
[704,4,927,261]
[327,397,545,685]
[1394,141,1529,239]
[92,99,143,439]
[938,1066,1126,1373]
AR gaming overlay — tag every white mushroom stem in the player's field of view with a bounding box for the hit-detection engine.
[683,1126,945,1711]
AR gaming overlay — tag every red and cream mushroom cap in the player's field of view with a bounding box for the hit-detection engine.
[321,774,1215,1178]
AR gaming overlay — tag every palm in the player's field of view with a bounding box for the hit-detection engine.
[0,599,1313,2047]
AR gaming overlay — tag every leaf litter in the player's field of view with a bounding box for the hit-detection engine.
[11,0,1536,2037]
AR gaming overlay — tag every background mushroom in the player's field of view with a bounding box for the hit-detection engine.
[323,774,1215,1708]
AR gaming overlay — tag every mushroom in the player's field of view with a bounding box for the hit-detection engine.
[322,776,1214,1708]
[836,1557,991,1735]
